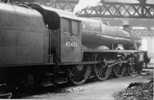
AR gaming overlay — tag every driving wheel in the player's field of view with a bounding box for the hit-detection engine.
[69,65,91,85]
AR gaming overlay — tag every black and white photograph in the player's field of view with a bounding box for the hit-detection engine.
[0,0,153,99]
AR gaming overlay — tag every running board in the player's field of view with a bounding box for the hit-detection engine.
[58,61,100,66]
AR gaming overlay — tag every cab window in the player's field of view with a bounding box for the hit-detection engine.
[62,18,70,33]
[72,21,80,36]
[61,18,80,36]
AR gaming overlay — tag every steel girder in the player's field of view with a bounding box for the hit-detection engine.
[76,2,154,19]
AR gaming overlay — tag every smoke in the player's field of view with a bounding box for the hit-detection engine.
[73,0,101,14]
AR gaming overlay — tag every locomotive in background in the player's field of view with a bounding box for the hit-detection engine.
[0,2,150,92]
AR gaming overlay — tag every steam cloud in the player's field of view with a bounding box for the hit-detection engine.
[73,0,101,14]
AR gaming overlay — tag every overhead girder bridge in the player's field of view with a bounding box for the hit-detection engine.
[76,2,154,19]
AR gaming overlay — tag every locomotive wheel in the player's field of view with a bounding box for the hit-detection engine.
[94,63,112,81]
[113,64,127,77]
[69,65,91,85]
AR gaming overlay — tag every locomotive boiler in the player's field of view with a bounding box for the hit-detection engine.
[0,2,149,95]
[80,18,136,50]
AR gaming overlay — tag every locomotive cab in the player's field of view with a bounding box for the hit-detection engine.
[30,5,82,64]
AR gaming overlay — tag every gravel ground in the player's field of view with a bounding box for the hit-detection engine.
[114,69,153,100]
[114,79,153,100]
[24,69,153,100]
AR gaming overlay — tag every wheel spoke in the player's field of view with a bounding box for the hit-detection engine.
[93,55,112,81]
[94,64,112,81]
[69,65,91,85]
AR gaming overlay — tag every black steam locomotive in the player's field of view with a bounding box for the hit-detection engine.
[0,2,149,91]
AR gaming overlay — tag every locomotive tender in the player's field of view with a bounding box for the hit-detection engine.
[0,2,149,90]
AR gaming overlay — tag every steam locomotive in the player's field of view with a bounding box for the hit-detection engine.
[0,2,149,91]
